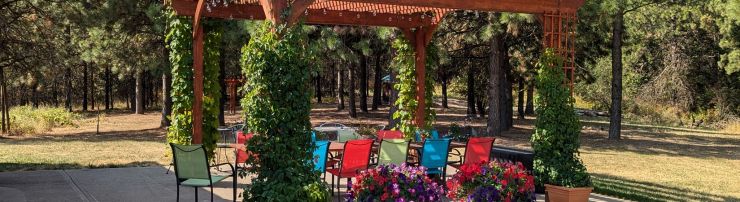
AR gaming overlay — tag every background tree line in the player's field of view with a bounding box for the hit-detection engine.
[1,0,737,136]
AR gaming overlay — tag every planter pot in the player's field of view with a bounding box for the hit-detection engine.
[544,184,592,202]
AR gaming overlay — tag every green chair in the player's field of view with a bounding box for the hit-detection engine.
[377,139,410,166]
[169,143,236,202]
[337,128,358,143]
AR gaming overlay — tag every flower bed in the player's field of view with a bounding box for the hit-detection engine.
[347,164,445,201]
[446,161,536,202]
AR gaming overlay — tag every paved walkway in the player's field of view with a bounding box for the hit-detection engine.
[0,166,628,202]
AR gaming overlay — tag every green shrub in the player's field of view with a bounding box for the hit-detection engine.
[9,106,79,135]
[240,22,323,201]
[531,49,591,188]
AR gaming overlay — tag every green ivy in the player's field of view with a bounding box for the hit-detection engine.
[164,9,221,158]
[240,22,325,201]
[530,49,591,188]
[391,38,436,139]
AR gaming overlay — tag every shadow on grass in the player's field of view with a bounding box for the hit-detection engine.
[592,173,738,202]
[0,161,164,172]
[0,128,166,143]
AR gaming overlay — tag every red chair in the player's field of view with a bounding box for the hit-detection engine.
[326,139,374,197]
[376,130,404,140]
[451,137,496,169]
[235,132,255,167]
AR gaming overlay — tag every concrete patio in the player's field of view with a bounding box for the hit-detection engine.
[0,166,628,202]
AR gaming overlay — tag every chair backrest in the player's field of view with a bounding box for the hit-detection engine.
[430,130,440,139]
[312,140,331,172]
[236,132,254,163]
[311,131,317,142]
[376,130,404,140]
[420,139,451,170]
[337,129,358,143]
[170,143,209,180]
[339,139,374,175]
[463,137,496,165]
[377,139,410,166]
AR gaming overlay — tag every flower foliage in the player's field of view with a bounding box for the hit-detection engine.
[446,161,536,202]
[164,10,220,157]
[391,38,437,139]
[240,22,322,201]
[347,164,445,202]
[530,49,590,188]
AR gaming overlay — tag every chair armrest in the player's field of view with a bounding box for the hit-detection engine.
[211,162,235,173]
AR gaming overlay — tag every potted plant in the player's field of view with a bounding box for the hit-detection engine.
[347,164,445,201]
[446,161,537,201]
[530,49,592,202]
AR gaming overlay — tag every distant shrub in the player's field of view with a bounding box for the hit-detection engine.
[9,106,79,135]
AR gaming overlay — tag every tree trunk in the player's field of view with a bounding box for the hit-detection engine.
[487,33,504,136]
[467,62,477,117]
[161,73,173,128]
[502,47,513,130]
[82,63,88,112]
[91,69,96,111]
[315,76,322,103]
[0,65,6,133]
[372,53,382,110]
[609,10,624,140]
[105,66,111,110]
[517,79,525,120]
[66,67,72,112]
[53,78,59,107]
[525,83,534,115]
[135,71,144,114]
[31,83,38,108]
[337,67,345,110]
[359,55,368,113]
[441,77,449,109]
[388,69,399,128]
[348,65,357,118]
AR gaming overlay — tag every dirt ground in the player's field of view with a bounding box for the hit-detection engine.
[1,99,738,200]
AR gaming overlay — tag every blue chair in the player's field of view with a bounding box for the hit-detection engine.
[431,130,440,139]
[420,138,451,181]
[311,131,317,142]
[312,141,331,174]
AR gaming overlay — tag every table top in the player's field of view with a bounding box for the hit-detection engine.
[313,126,355,132]
[328,140,466,152]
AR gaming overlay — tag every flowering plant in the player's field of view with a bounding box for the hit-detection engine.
[446,161,536,202]
[347,164,445,202]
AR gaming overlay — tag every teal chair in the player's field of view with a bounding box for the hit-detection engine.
[377,139,410,166]
[420,139,451,181]
[312,140,332,173]
[169,143,236,202]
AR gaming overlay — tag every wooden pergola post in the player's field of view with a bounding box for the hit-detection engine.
[191,0,206,144]
[402,24,439,127]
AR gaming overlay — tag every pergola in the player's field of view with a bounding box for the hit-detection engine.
[169,0,585,144]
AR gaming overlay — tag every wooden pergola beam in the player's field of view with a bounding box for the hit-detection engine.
[170,1,437,28]
[340,0,585,13]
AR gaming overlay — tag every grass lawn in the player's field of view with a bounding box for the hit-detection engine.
[0,101,738,201]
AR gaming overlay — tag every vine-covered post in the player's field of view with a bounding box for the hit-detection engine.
[402,24,439,127]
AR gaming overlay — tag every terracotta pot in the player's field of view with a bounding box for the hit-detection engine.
[544,184,592,202]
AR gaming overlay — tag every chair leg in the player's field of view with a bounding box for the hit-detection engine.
[176,185,180,202]
[194,187,198,202]
[233,172,237,202]
[330,174,335,196]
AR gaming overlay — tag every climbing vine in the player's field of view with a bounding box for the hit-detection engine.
[240,22,323,201]
[164,9,221,158]
[391,38,437,139]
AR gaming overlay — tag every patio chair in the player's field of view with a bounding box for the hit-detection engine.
[336,128,359,143]
[312,140,331,179]
[376,130,404,140]
[449,137,496,169]
[169,143,236,202]
[419,138,451,182]
[376,139,410,166]
[326,139,373,197]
